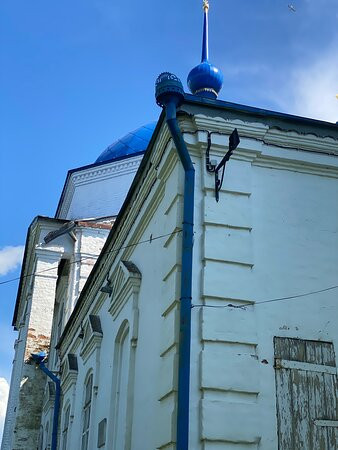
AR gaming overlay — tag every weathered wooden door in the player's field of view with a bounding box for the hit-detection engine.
[274,337,338,449]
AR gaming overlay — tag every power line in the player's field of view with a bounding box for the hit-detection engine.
[0,229,182,286]
[2,229,337,309]
[256,284,338,305]
[192,284,338,309]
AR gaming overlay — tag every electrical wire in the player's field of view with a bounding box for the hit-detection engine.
[0,229,182,286]
[1,130,336,299]
[2,230,337,309]
[192,284,338,309]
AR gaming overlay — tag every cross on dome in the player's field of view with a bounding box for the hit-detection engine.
[187,0,223,99]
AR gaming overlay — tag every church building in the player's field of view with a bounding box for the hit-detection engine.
[2,2,338,449]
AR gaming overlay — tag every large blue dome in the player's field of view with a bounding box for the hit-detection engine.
[96,122,156,163]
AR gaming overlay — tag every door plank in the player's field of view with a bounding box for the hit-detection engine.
[323,372,338,448]
[274,338,338,450]
[275,367,294,449]
[291,369,311,449]
[308,372,328,449]
[275,359,337,375]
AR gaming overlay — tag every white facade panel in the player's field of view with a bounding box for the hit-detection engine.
[58,155,143,220]
[201,399,260,443]
[4,107,338,450]
[201,342,259,393]
[203,192,252,229]
[201,307,257,345]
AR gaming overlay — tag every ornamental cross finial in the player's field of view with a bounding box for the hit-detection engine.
[201,0,209,61]
[187,0,223,99]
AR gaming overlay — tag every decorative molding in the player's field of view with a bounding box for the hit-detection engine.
[72,158,141,186]
[181,115,338,178]
[264,127,338,154]
[192,114,268,139]
[61,370,78,394]
[61,353,79,393]
[58,155,143,219]
[57,182,75,222]
[80,315,103,363]
[188,114,338,155]
[108,261,142,319]
[252,155,338,179]
[43,381,55,411]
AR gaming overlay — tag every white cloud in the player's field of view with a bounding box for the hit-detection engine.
[0,378,9,443]
[277,46,338,123]
[0,246,24,277]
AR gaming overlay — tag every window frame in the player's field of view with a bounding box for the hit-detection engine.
[61,404,71,450]
[81,373,93,450]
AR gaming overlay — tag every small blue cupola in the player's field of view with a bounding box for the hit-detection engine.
[187,0,223,99]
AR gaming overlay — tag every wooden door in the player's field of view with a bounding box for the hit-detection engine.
[274,337,338,449]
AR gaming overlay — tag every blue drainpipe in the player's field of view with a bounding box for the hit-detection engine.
[155,73,194,450]
[31,352,61,450]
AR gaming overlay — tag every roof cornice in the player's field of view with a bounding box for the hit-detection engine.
[182,94,338,139]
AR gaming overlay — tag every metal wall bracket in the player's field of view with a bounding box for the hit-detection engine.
[205,129,240,202]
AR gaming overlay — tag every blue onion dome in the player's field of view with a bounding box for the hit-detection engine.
[187,0,223,99]
[187,62,223,99]
[95,122,156,163]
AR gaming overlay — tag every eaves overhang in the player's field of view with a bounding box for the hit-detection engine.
[182,94,338,140]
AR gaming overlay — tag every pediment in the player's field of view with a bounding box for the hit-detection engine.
[61,353,79,393]
[80,315,103,362]
[43,381,56,410]
[110,260,141,300]
[108,260,141,318]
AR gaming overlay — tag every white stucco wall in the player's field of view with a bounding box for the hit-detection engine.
[54,115,338,450]
[57,155,143,220]
[7,112,338,450]
[192,120,338,449]
[2,221,111,450]
[58,145,184,450]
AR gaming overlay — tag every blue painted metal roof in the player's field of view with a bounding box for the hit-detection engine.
[95,122,156,163]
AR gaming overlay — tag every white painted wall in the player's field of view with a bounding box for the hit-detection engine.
[5,113,338,450]
[193,121,338,449]
[55,116,338,450]
[2,221,110,450]
[57,155,143,220]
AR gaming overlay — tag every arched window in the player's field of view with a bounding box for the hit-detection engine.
[81,373,93,450]
[113,321,130,450]
[62,404,71,450]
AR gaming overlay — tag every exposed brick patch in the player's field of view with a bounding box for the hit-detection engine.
[24,329,51,362]
[76,221,113,230]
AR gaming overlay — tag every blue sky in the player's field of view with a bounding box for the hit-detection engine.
[0,0,337,435]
